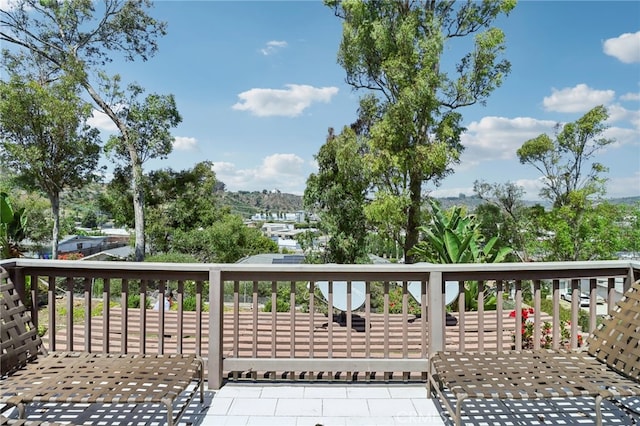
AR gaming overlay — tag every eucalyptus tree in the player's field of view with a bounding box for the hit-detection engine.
[517,105,615,261]
[326,0,516,263]
[304,127,370,264]
[0,72,101,259]
[517,105,613,208]
[1,0,170,261]
[474,180,530,261]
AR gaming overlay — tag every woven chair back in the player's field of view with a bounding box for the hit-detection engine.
[587,279,640,380]
[0,266,45,376]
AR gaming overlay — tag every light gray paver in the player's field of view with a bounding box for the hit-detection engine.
[227,397,278,416]
[275,398,323,416]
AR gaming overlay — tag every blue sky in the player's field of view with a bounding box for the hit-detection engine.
[59,1,640,199]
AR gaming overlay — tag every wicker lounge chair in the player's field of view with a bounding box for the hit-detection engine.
[0,267,204,425]
[428,279,640,426]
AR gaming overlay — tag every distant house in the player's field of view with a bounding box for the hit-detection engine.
[237,253,306,264]
[34,234,128,259]
[58,235,108,254]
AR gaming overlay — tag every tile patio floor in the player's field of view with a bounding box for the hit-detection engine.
[3,383,639,425]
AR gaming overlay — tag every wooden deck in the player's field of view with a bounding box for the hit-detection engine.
[45,307,547,357]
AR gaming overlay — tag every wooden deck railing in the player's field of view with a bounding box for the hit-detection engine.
[1,259,638,390]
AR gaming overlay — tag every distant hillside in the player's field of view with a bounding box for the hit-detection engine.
[220,190,303,218]
[60,183,638,222]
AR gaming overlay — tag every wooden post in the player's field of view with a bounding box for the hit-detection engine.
[208,267,224,390]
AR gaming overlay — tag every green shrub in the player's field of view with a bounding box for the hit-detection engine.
[127,294,151,309]
[182,295,209,312]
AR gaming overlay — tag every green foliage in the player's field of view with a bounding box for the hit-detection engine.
[262,282,310,313]
[182,296,209,312]
[326,0,515,263]
[410,200,511,311]
[527,201,627,261]
[0,71,102,258]
[474,180,529,261]
[410,199,512,264]
[304,127,370,264]
[127,294,151,309]
[517,105,612,209]
[0,192,28,258]
[172,214,278,263]
[535,298,591,333]
[0,0,172,262]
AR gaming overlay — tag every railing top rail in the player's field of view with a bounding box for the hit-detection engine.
[1,258,636,280]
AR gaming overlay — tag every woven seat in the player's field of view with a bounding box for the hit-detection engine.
[0,267,204,425]
[429,279,640,426]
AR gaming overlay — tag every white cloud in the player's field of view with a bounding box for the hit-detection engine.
[605,173,640,198]
[232,84,339,117]
[212,154,308,195]
[543,84,615,113]
[460,116,556,165]
[0,0,20,10]
[172,136,197,151]
[260,40,287,56]
[620,92,640,102]
[88,109,119,132]
[603,31,640,64]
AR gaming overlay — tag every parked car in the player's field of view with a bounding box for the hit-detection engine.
[561,291,605,306]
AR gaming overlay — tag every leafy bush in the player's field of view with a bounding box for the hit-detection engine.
[183,295,209,312]
[127,294,151,309]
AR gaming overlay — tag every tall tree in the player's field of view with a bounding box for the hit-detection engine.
[0,73,101,259]
[474,180,530,261]
[516,105,615,261]
[1,0,169,261]
[304,127,370,264]
[517,105,613,208]
[326,0,515,263]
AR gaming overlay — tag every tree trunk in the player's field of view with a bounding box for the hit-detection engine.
[131,158,145,262]
[82,81,145,261]
[403,173,423,265]
[50,193,60,260]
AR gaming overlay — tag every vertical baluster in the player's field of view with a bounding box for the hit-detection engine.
[383,281,389,359]
[346,281,352,360]
[364,281,371,360]
[103,278,110,354]
[121,279,128,354]
[496,280,503,350]
[402,280,408,358]
[271,281,277,358]
[195,280,202,356]
[607,277,616,315]
[233,280,239,358]
[140,279,147,354]
[48,275,56,351]
[66,276,73,351]
[420,280,427,359]
[30,274,39,330]
[514,280,522,350]
[177,280,184,354]
[252,281,258,359]
[308,281,315,360]
[589,278,597,335]
[458,281,465,352]
[552,279,560,350]
[83,277,92,352]
[533,280,541,350]
[158,280,165,354]
[328,281,333,360]
[290,281,296,359]
[570,278,580,349]
[477,280,485,352]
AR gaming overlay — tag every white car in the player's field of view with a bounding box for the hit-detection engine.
[561,292,605,306]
